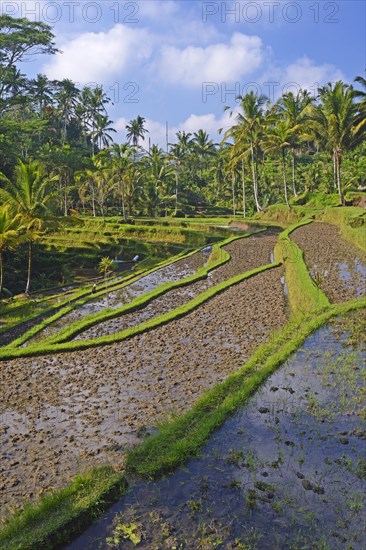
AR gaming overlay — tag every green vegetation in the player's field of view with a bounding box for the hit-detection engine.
[0,13,365,297]
[0,466,127,550]
[274,221,330,315]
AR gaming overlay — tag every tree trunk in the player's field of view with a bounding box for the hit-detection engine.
[333,153,337,189]
[232,171,236,218]
[335,151,345,206]
[120,178,126,221]
[0,251,3,296]
[25,240,32,294]
[282,150,290,210]
[241,160,246,218]
[175,169,179,215]
[291,149,297,197]
[251,141,262,212]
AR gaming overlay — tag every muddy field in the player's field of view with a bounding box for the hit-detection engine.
[75,229,279,341]
[0,245,286,519]
[291,222,366,302]
[22,249,212,347]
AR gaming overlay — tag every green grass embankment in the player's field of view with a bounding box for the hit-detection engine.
[320,206,366,251]
[4,248,197,349]
[274,220,330,315]
[0,467,126,550]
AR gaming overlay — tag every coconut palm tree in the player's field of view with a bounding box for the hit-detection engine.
[168,143,186,215]
[98,256,115,289]
[0,203,24,296]
[276,90,313,196]
[223,91,268,212]
[54,78,80,145]
[264,117,294,209]
[192,129,217,184]
[109,143,134,220]
[309,81,360,205]
[0,160,55,293]
[91,114,116,150]
[354,74,366,136]
[126,115,149,149]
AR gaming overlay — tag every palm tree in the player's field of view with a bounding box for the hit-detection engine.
[263,117,293,209]
[29,74,54,118]
[91,114,116,150]
[126,115,149,149]
[0,203,24,296]
[0,160,55,293]
[142,145,173,216]
[277,90,313,196]
[54,78,80,145]
[354,74,366,135]
[192,129,217,183]
[109,143,134,220]
[98,256,115,289]
[168,143,186,215]
[309,81,360,205]
[223,91,267,212]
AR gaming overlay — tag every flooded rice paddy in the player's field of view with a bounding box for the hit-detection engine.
[68,312,366,550]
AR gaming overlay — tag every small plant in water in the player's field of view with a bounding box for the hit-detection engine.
[106,521,143,547]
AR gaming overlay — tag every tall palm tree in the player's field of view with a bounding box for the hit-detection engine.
[0,160,55,293]
[192,129,217,183]
[223,91,267,212]
[109,143,134,220]
[354,74,366,135]
[126,115,149,149]
[309,81,360,205]
[91,114,116,150]
[54,78,80,145]
[264,117,293,209]
[277,90,313,196]
[29,74,54,118]
[142,145,173,216]
[0,203,24,296]
[168,143,186,214]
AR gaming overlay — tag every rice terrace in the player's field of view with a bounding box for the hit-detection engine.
[0,2,365,550]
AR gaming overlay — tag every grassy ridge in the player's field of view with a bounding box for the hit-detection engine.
[0,466,126,550]
[274,220,330,315]
[321,206,366,251]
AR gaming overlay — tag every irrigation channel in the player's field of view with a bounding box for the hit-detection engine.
[0,222,365,549]
[67,312,366,549]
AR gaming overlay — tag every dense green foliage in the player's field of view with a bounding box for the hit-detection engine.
[0,15,365,295]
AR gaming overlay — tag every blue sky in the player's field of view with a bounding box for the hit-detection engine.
[2,0,365,147]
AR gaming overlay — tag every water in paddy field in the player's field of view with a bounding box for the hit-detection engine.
[67,312,366,549]
[23,248,212,346]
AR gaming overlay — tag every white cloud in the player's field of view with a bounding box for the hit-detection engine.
[155,32,264,87]
[263,56,346,100]
[43,24,153,84]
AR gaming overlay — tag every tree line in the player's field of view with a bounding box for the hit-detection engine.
[0,15,365,295]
